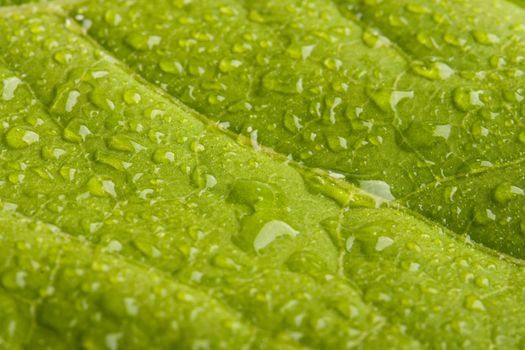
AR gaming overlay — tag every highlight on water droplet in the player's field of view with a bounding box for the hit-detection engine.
[359,180,396,207]
[2,77,22,101]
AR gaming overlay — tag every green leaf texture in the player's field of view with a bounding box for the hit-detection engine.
[0,1,523,349]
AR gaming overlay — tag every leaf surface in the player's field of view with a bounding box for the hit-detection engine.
[0,1,523,349]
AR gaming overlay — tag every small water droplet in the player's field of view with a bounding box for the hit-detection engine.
[63,119,91,143]
[473,207,496,225]
[53,50,73,64]
[218,58,243,73]
[253,220,299,253]
[412,62,454,80]
[5,127,39,149]
[323,57,342,70]
[87,176,117,198]
[362,31,389,48]
[326,135,348,152]
[108,135,136,153]
[492,182,524,204]
[123,90,142,105]
[452,87,484,112]
[159,59,184,74]
[464,295,485,311]
[125,32,150,50]
[262,72,301,94]
[152,149,175,163]
[472,31,500,45]
[443,33,466,47]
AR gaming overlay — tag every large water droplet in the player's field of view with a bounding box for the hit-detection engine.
[253,220,299,253]
[358,180,395,206]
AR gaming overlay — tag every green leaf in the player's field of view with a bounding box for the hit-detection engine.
[69,0,525,258]
[0,0,523,349]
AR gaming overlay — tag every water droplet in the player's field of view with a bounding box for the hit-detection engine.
[416,31,437,48]
[474,276,489,288]
[5,127,39,149]
[326,135,348,152]
[492,182,524,204]
[95,152,127,171]
[473,207,496,225]
[87,176,117,198]
[218,58,243,73]
[253,220,299,253]
[412,62,454,80]
[464,295,485,311]
[323,57,342,70]
[123,90,142,105]
[108,135,136,153]
[362,31,389,48]
[359,180,395,206]
[132,239,161,258]
[125,32,149,50]
[229,179,276,209]
[104,10,122,26]
[53,50,73,64]
[452,87,484,112]
[262,72,301,94]
[41,146,66,160]
[443,33,466,47]
[190,140,205,152]
[152,149,175,163]
[283,111,303,133]
[472,31,500,45]
[159,59,184,74]
[63,119,91,143]
[210,254,240,270]
[390,90,414,111]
